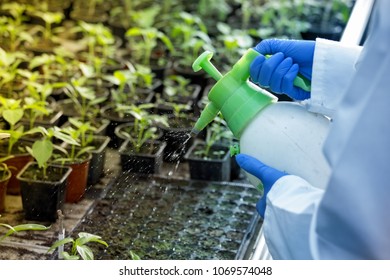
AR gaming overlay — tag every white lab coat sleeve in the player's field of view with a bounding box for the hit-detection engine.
[303,38,362,117]
[263,175,324,259]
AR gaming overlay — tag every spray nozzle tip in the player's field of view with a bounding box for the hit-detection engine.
[189,128,200,138]
[192,51,223,81]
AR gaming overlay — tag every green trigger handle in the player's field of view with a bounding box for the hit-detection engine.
[264,54,311,92]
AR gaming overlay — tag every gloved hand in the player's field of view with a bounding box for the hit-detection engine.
[250,39,315,100]
[236,154,287,218]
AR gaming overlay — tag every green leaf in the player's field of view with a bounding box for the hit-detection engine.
[77,245,94,260]
[125,27,142,37]
[129,250,141,260]
[47,237,74,252]
[31,139,53,168]
[2,108,24,126]
[1,223,50,242]
[77,232,108,247]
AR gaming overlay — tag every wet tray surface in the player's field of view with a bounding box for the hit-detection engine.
[76,171,259,260]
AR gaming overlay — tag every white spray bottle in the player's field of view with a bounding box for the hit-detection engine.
[191,49,331,190]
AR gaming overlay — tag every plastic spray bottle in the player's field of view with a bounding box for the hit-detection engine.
[191,49,331,190]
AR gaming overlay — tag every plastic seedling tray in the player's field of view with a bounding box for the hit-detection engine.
[75,173,260,260]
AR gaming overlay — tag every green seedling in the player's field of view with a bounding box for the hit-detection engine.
[27,9,63,44]
[125,25,174,66]
[25,126,79,178]
[64,75,107,122]
[0,218,50,243]
[105,63,154,104]
[169,11,214,66]
[194,115,233,159]
[116,103,168,153]
[48,232,108,260]
[162,75,192,102]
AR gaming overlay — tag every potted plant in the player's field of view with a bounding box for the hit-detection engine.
[168,11,214,87]
[0,48,29,98]
[48,231,108,260]
[116,103,168,174]
[0,3,33,52]
[76,21,120,79]
[59,75,109,133]
[104,63,158,105]
[65,117,110,186]
[157,103,196,162]
[0,96,36,195]
[17,126,75,222]
[52,125,94,203]
[21,81,66,129]
[184,117,232,181]
[25,9,64,53]
[158,75,202,113]
[124,12,175,80]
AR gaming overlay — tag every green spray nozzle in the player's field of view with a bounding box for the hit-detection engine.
[191,49,277,138]
[191,51,224,136]
[192,51,223,81]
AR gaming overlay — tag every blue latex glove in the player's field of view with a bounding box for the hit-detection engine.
[250,39,315,100]
[236,154,287,218]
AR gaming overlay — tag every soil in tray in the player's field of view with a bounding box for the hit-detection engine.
[74,172,259,260]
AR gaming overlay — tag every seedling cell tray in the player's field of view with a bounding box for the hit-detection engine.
[75,172,260,260]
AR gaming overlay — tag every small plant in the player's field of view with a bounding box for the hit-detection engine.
[27,9,63,45]
[0,96,43,155]
[25,126,79,178]
[105,63,154,104]
[0,48,29,97]
[48,231,108,260]
[125,23,174,66]
[170,102,192,121]
[169,11,214,67]
[215,22,254,69]
[162,75,192,103]
[52,124,95,165]
[64,75,108,122]
[0,3,33,52]
[116,103,168,153]
[22,96,52,130]
[0,218,50,243]
[76,21,116,78]
[194,115,233,159]
[66,117,97,149]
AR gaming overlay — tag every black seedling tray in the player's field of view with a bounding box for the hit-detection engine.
[75,171,260,260]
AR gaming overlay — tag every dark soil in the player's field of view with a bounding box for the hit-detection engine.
[75,173,258,260]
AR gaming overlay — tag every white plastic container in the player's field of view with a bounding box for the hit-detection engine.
[239,101,331,189]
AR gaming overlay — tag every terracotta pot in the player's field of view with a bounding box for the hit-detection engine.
[62,153,92,203]
[0,169,11,213]
[4,153,33,195]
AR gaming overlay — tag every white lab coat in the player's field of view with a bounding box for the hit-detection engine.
[263,0,390,259]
